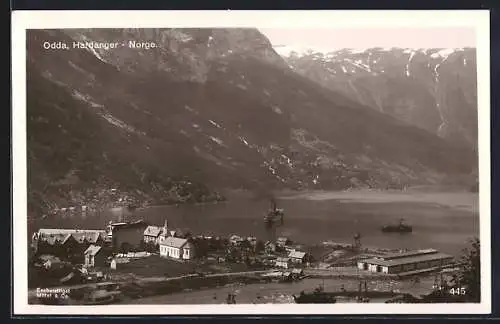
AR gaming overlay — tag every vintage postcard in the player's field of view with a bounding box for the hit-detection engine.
[12,10,491,315]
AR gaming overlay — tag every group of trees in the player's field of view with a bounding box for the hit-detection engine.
[139,240,160,253]
[422,237,481,303]
[190,236,267,262]
[450,237,481,302]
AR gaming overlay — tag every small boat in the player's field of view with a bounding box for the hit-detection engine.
[127,204,138,211]
[381,218,412,233]
[292,285,337,304]
[85,290,121,305]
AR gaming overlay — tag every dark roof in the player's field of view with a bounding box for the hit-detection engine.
[37,229,106,245]
[360,253,454,267]
[144,226,163,237]
[111,220,148,231]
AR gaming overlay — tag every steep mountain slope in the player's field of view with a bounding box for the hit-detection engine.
[27,29,477,216]
[277,47,478,150]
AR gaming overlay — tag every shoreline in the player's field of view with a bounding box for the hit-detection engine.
[29,263,456,305]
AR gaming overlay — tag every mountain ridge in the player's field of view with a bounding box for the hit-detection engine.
[26,28,478,216]
[275,45,477,150]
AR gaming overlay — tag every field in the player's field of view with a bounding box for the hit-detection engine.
[107,255,268,279]
[108,255,204,278]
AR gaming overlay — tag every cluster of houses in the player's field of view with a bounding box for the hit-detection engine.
[31,219,197,272]
[31,216,315,274]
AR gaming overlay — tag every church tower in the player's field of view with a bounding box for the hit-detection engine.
[159,219,168,244]
[162,219,168,236]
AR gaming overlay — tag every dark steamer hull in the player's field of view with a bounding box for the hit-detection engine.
[381,226,412,233]
[293,293,337,304]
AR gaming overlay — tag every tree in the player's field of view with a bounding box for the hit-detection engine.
[139,239,147,251]
[120,242,131,254]
[240,239,252,251]
[451,237,480,302]
[255,240,265,254]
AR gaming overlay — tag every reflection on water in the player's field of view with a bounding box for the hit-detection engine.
[30,192,479,256]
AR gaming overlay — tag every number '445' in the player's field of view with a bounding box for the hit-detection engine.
[449,287,467,296]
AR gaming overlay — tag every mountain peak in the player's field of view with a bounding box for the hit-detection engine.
[278,44,477,149]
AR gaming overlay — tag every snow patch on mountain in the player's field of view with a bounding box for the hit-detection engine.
[273,45,330,57]
[405,51,416,77]
[430,48,463,59]
[208,119,222,129]
[345,58,371,72]
[209,136,225,146]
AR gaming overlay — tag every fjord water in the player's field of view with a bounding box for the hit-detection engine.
[30,191,479,256]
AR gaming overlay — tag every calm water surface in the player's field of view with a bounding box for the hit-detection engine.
[30,191,479,256]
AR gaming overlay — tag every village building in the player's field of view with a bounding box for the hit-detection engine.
[291,268,305,278]
[159,237,195,260]
[284,244,304,253]
[230,235,243,246]
[109,257,129,270]
[107,220,149,252]
[264,241,277,253]
[275,256,292,269]
[229,235,244,246]
[110,258,118,270]
[276,237,290,247]
[143,225,163,244]
[288,250,307,264]
[34,228,107,242]
[32,228,107,256]
[247,236,257,246]
[357,249,454,275]
[84,244,107,268]
[40,255,65,270]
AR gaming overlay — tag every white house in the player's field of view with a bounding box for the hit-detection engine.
[143,225,163,244]
[84,244,106,268]
[288,250,307,264]
[275,256,292,269]
[159,236,194,260]
[229,235,244,246]
[276,237,289,247]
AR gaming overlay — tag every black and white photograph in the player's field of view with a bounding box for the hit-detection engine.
[12,10,491,315]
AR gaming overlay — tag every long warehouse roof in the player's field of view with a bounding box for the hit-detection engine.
[361,252,454,267]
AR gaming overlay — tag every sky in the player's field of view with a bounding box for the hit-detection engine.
[259,27,476,51]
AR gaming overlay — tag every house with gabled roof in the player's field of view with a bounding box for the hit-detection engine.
[32,228,107,256]
[159,237,194,260]
[288,250,308,264]
[276,237,290,247]
[275,256,292,269]
[84,244,107,268]
[143,225,163,244]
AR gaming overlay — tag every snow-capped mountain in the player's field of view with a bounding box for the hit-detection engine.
[276,46,477,150]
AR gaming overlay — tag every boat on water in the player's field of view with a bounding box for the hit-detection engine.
[292,285,337,304]
[264,199,284,226]
[85,290,121,305]
[381,218,412,233]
